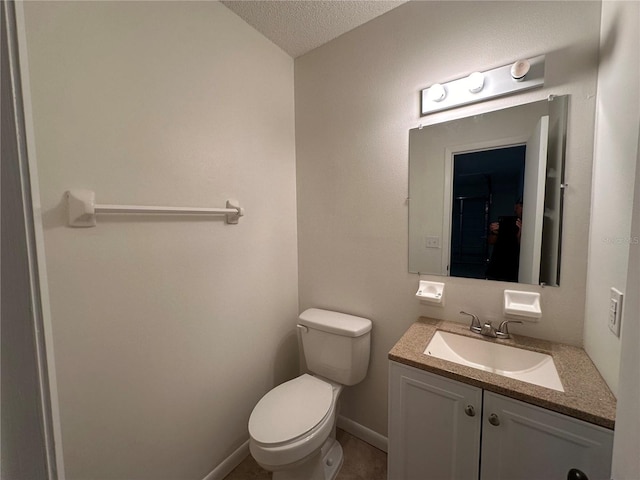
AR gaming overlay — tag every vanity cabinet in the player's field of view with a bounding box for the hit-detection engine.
[388,361,614,480]
[480,391,614,480]
[388,361,482,480]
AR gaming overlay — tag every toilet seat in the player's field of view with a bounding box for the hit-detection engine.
[249,374,333,446]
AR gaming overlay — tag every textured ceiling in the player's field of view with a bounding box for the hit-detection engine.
[221,1,408,58]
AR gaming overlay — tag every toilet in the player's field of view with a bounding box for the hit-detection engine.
[248,308,372,480]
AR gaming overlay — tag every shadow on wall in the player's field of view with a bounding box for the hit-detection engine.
[599,9,620,68]
[544,43,602,88]
[272,329,300,387]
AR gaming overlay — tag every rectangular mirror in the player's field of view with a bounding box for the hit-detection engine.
[409,95,568,286]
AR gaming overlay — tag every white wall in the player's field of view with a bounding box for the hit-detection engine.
[295,1,601,437]
[594,2,640,477]
[21,2,298,479]
[612,105,640,480]
[583,0,639,396]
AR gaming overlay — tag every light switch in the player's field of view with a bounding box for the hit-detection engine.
[426,236,440,248]
[608,288,623,337]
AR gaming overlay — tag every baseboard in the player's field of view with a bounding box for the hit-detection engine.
[337,415,388,453]
[202,417,388,480]
[202,439,250,480]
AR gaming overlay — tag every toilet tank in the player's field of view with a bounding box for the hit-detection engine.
[298,308,372,386]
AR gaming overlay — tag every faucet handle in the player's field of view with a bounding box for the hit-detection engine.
[460,311,482,334]
[496,320,523,338]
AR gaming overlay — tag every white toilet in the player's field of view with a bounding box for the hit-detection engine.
[248,308,372,480]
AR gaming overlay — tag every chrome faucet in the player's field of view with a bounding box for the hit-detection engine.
[459,311,482,334]
[495,320,522,339]
[460,311,522,339]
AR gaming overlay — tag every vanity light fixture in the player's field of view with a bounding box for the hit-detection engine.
[421,55,545,116]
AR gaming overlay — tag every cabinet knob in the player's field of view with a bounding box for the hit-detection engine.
[464,405,476,417]
[488,413,500,426]
[567,469,589,480]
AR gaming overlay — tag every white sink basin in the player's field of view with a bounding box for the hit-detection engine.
[424,330,564,392]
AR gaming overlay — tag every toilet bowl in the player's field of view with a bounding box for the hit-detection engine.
[247,308,372,480]
[249,374,343,479]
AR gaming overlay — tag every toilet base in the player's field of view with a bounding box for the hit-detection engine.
[272,437,344,480]
[321,437,344,480]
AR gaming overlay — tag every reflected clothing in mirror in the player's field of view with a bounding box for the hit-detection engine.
[487,215,521,282]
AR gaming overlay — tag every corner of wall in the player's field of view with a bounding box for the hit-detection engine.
[583,0,640,396]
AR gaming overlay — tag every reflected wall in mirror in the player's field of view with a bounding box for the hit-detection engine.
[409,95,568,286]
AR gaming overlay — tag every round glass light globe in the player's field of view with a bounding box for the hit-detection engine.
[467,72,485,93]
[427,83,446,102]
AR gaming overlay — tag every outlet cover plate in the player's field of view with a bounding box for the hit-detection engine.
[609,287,623,337]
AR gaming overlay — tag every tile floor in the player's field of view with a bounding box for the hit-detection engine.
[224,429,387,480]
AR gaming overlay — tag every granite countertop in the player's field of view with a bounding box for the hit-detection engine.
[388,317,616,429]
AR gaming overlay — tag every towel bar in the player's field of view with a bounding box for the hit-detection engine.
[65,190,243,227]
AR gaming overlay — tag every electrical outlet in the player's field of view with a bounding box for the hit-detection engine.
[608,288,623,337]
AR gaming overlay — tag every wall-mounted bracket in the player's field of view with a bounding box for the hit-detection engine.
[66,189,97,227]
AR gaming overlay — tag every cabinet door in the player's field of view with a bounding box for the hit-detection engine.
[388,362,482,480]
[481,391,614,480]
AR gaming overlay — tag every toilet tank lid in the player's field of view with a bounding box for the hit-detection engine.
[298,308,372,337]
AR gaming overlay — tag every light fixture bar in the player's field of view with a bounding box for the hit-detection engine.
[420,55,545,116]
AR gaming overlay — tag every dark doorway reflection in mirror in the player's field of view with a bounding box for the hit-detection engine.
[450,146,526,281]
